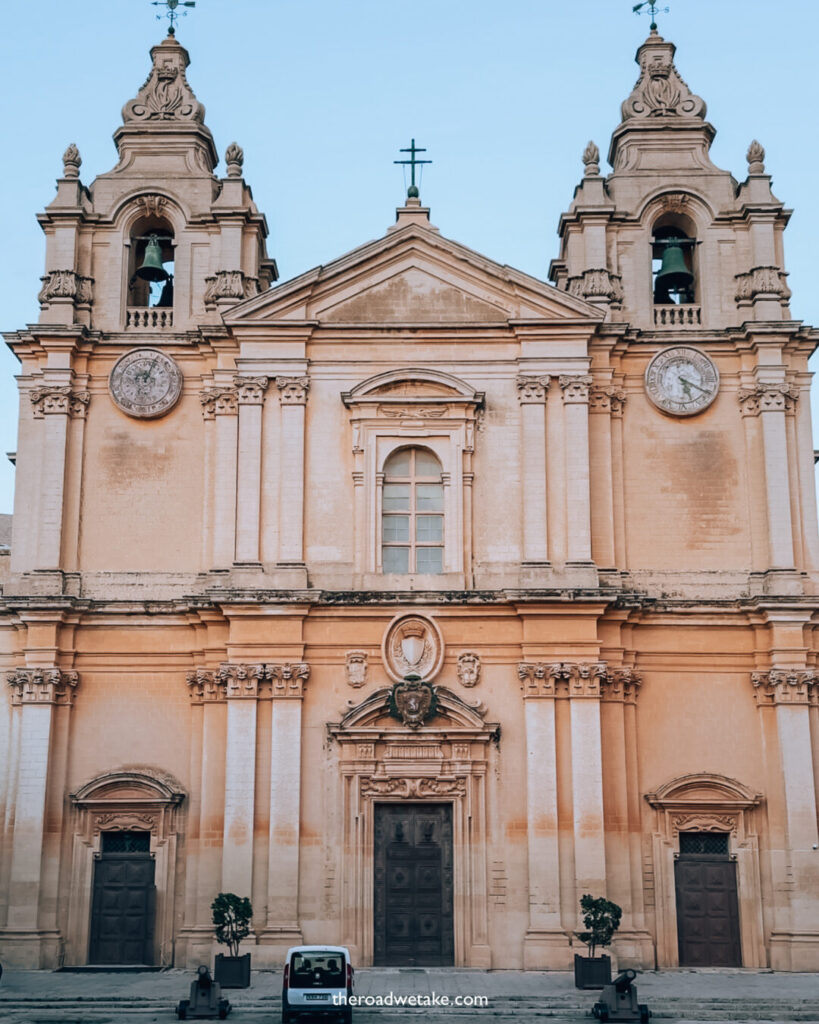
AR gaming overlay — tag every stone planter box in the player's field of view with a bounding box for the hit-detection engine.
[574,952,611,989]
[214,953,251,989]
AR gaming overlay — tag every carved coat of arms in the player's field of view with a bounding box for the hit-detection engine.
[389,678,437,729]
[382,613,444,683]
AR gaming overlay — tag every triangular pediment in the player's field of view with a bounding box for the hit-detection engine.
[225,222,603,326]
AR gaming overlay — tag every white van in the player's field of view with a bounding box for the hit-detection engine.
[282,945,354,1023]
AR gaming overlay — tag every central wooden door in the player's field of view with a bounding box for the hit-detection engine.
[89,832,156,964]
[373,803,454,966]
[675,832,741,967]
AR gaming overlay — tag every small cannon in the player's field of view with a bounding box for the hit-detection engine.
[592,969,651,1023]
[177,965,231,1020]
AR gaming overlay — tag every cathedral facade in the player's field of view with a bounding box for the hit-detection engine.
[1,28,819,972]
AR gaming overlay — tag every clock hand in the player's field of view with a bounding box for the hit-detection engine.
[679,375,708,395]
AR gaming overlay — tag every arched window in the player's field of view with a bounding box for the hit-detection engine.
[382,447,444,574]
[652,221,695,305]
[128,216,175,309]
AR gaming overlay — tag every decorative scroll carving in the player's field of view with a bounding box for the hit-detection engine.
[38,270,93,307]
[224,142,244,178]
[601,666,643,704]
[135,194,168,219]
[93,812,158,834]
[389,679,438,729]
[737,382,799,417]
[186,668,227,703]
[582,140,600,176]
[567,269,623,305]
[735,266,790,304]
[276,376,310,405]
[620,34,706,121]
[204,270,258,307]
[345,650,368,689]
[589,385,628,414]
[233,375,269,405]
[382,613,445,683]
[30,386,90,418]
[746,140,765,175]
[361,777,466,798]
[122,35,205,123]
[559,374,594,403]
[378,404,442,418]
[516,375,550,404]
[518,661,612,698]
[7,667,80,706]
[269,662,311,698]
[671,812,737,835]
[62,143,81,178]
[457,652,481,688]
[751,667,817,706]
[658,192,690,215]
[199,386,238,419]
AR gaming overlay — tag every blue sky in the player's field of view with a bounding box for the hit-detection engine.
[1,0,818,514]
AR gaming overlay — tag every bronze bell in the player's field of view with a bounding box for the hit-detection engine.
[135,234,169,283]
[654,241,693,295]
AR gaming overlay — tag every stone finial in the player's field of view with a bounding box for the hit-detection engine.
[122,34,205,124]
[582,141,600,176]
[225,142,244,178]
[746,140,766,175]
[620,33,706,122]
[62,143,81,178]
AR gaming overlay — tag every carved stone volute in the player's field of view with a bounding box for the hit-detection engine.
[122,34,205,124]
[620,32,706,122]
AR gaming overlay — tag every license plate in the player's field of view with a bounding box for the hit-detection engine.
[305,994,330,1000]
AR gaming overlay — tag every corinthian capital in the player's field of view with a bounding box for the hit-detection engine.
[738,382,799,417]
[199,386,238,418]
[516,375,550,404]
[7,667,80,706]
[233,376,269,405]
[559,374,594,404]
[269,662,310,697]
[589,385,627,415]
[752,667,816,706]
[30,386,90,418]
[277,376,310,405]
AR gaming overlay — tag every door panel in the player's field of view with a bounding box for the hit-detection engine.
[374,803,453,966]
[675,856,741,967]
[89,854,156,964]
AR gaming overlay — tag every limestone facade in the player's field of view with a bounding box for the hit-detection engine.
[1,29,818,971]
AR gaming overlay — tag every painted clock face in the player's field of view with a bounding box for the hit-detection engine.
[644,346,719,417]
[109,348,183,419]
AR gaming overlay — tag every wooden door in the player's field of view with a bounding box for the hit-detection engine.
[675,833,741,967]
[373,803,454,966]
[89,832,156,964]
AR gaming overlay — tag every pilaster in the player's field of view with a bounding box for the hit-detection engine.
[276,377,309,576]
[234,376,269,567]
[200,384,238,571]
[516,376,550,570]
[559,376,594,569]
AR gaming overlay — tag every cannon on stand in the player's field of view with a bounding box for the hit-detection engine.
[592,969,651,1023]
[177,965,231,1020]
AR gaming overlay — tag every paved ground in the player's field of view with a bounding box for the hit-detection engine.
[1,967,818,1023]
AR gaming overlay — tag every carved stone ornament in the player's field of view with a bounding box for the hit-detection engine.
[516,375,550,404]
[734,266,790,304]
[122,34,205,123]
[567,269,623,305]
[582,140,600,176]
[225,142,244,177]
[345,650,368,689]
[38,270,93,307]
[519,661,639,701]
[203,270,258,307]
[361,777,465,798]
[671,812,737,835]
[751,667,817,706]
[30,386,90,419]
[214,661,311,699]
[186,668,227,702]
[382,612,445,683]
[559,374,594,403]
[7,667,80,706]
[135,194,168,219]
[389,678,438,729]
[62,143,81,178]
[277,376,310,405]
[456,652,481,688]
[589,385,627,415]
[110,348,183,419]
[233,375,269,405]
[199,385,238,419]
[737,382,799,417]
[620,33,706,122]
[746,140,766,175]
[93,812,158,835]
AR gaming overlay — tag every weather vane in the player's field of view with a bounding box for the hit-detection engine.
[394,139,432,200]
[152,0,196,35]
[632,1,669,31]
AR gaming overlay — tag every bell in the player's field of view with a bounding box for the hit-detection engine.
[135,234,169,283]
[654,241,693,296]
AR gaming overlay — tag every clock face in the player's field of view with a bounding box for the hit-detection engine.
[109,348,183,419]
[644,346,719,417]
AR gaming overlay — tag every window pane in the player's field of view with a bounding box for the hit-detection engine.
[384,449,411,477]
[415,547,443,573]
[382,515,409,541]
[416,515,443,542]
[416,484,443,511]
[414,449,442,477]
[383,546,410,573]
[383,483,409,510]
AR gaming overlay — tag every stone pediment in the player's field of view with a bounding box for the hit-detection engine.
[224,223,602,326]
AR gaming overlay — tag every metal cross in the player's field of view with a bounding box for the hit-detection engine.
[394,139,432,199]
[632,1,669,31]
[152,0,196,35]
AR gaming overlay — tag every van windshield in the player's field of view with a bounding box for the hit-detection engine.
[288,951,346,989]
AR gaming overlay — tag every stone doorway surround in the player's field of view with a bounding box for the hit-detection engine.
[645,773,765,968]
[327,686,499,967]
[66,769,185,966]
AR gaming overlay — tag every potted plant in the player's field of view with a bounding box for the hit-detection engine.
[573,893,621,989]
[212,892,253,989]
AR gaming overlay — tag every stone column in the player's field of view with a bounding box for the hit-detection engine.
[201,386,239,570]
[29,387,90,571]
[518,663,569,968]
[262,663,310,952]
[220,664,262,898]
[234,376,269,566]
[276,377,310,567]
[752,668,819,970]
[559,376,593,566]
[516,377,550,566]
[1,668,78,966]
